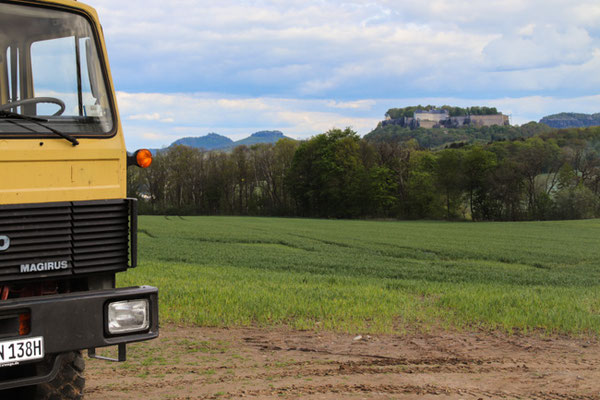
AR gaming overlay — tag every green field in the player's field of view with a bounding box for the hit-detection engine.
[119,216,600,335]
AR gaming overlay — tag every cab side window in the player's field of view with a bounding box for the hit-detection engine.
[31,37,78,116]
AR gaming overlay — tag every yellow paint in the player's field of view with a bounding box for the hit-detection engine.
[0,0,128,205]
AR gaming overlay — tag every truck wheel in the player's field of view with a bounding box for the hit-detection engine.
[0,351,85,399]
[34,351,85,400]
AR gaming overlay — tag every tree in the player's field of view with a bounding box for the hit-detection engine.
[273,138,300,215]
[435,149,465,220]
[164,145,203,213]
[514,138,561,218]
[373,140,415,217]
[231,146,253,214]
[402,152,443,219]
[553,184,599,220]
[462,146,497,220]
[287,128,366,218]
[143,151,168,212]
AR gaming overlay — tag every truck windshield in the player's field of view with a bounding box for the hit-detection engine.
[0,3,114,137]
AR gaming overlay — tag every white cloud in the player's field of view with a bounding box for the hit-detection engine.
[484,26,594,70]
[325,100,377,110]
[128,113,174,123]
[88,0,599,100]
[518,24,536,36]
[142,132,169,140]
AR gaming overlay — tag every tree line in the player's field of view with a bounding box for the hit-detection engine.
[128,126,600,221]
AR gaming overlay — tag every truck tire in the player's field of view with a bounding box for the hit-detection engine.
[33,351,85,400]
[0,351,85,399]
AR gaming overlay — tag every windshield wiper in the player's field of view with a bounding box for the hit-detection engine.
[0,110,79,146]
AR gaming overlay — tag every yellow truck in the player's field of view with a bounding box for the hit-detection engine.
[0,0,159,397]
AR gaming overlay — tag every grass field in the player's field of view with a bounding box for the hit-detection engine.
[118,216,600,335]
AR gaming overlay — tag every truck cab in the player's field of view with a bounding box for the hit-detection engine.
[0,0,159,397]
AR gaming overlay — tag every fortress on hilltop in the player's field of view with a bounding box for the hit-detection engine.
[383,108,510,130]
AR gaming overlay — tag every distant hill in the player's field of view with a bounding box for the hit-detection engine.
[233,131,288,147]
[540,113,600,129]
[152,130,294,153]
[171,133,233,150]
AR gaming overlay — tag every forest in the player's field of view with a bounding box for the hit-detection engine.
[128,126,600,221]
[366,121,554,149]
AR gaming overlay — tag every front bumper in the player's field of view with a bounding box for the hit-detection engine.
[0,285,158,390]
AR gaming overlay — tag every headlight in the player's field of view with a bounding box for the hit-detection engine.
[107,299,150,334]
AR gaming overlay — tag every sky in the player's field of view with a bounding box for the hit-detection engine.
[89,0,600,149]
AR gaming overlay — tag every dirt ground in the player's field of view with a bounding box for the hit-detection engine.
[85,324,600,400]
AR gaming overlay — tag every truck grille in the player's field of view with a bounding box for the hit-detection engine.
[0,199,136,282]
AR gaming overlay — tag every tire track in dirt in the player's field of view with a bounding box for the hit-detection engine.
[85,325,600,400]
[198,383,600,400]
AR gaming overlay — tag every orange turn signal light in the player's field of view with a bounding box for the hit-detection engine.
[128,149,153,168]
[136,149,153,168]
[19,313,30,336]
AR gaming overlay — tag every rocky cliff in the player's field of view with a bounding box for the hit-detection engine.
[540,113,600,129]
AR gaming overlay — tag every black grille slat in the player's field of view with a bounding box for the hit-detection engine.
[0,207,70,218]
[72,218,128,228]
[0,200,131,280]
[72,225,127,235]
[0,250,72,261]
[74,237,126,246]
[74,251,128,262]
[72,211,128,221]
[72,265,126,274]
[0,221,72,233]
[72,256,127,268]
[72,204,128,213]
[72,232,128,241]
[7,233,72,244]
[0,215,73,226]
[73,244,127,255]
[0,256,73,268]
[2,242,72,255]
[73,209,127,216]
[74,244,127,255]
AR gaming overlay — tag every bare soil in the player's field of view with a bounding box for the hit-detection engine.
[85,324,600,399]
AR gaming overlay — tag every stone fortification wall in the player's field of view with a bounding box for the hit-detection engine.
[381,117,419,129]
[469,115,509,127]
[445,116,469,128]
[418,120,438,129]
[379,112,509,130]
[414,110,449,123]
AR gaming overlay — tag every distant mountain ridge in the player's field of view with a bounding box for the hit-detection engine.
[540,113,600,129]
[233,130,289,147]
[171,133,233,150]
[154,131,293,153]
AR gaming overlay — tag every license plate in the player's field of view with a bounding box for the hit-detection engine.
[0,337,44,365]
